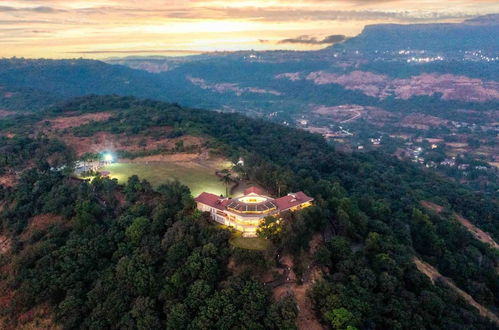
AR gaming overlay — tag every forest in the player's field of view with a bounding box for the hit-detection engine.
[0,95,498,329]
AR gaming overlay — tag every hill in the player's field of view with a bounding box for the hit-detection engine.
[332,14,499,52]
[0,58,167,110]
[0,95,498,329]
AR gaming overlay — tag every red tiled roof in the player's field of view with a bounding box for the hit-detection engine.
[195,192,226,210]
[274,192,313,211]
[244,186,265,195]
[196,191,313,213]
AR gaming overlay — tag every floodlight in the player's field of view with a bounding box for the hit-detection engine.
[103,153,113,162]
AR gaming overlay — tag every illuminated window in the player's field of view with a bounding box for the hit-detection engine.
[240,196,267,204]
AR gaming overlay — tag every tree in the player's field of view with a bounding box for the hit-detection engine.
[126,217,149,245]
[325,308,357,330]
[74,200,101,231]
[257,216,281,242]
[219,168,232,197]
[175,140,184,152]
[131,297,161,330]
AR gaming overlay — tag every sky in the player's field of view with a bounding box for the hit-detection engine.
[1,0,498,58]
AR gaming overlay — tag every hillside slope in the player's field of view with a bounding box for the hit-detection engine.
[0,59,168,110]
[0,95,497,329]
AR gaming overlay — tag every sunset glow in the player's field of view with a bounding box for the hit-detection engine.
[2,0,498,58]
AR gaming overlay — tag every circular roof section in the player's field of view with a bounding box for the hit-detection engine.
[226,195,277,214]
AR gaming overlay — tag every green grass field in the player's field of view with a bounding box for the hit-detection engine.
[103,162,227,197]
[229,234,270,251]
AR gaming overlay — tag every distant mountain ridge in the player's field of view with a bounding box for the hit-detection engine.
[464,14,499,25]
[331,14,499,52]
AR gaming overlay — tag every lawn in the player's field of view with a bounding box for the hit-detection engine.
[213,224,270,251]
[102,161,227,197]
[230,235,270,251]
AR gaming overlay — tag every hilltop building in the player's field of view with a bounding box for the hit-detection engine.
[195,187,313,237]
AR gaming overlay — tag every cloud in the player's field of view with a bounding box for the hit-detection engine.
[0,5,64,13]
[278,34,347,44]
[219,7,478,22]
[66,49,204,54]
[0,20,54,24]
[322,35,348,43]
[31,6,61,13]
[0,1,489,25]
[0,2,482,21]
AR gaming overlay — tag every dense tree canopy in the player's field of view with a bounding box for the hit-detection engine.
[0,95,497,329]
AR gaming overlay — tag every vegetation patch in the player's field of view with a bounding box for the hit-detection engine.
[230,235,270,251]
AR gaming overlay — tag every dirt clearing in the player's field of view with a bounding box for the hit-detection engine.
[123,153,204,163]
[42,112,113,130]
[20,214,65,241]
[0,304,61,330]
[400,113,447,130]
[272,236,325,330]
[420,201,498,249]
[0,110,16,118]
[55,130,204,157]
[420,201,445,213]
[0,174,16,188]
[454,214,499,249]
[273,261,324,330]
[0,235,10,254]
